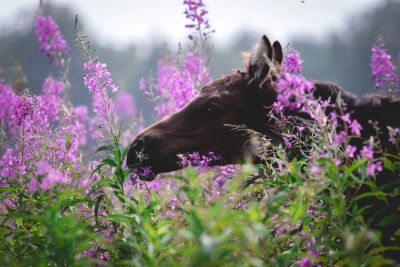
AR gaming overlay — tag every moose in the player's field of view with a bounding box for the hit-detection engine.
[126,35,400,179]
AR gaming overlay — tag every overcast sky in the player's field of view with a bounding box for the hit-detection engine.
[0,0,387,49]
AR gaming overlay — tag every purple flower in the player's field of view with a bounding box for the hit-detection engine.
[10,95,35,127]
[388,126,400,144]
[310,165,322,176]
[28,178,39,192]
[178,151,218,168]
[183,0,214,42]
[83,62,118,94]
[0,149,25,179]
[330,111,338,122]
[275,73,314,111]
[361,145,374,161]
[83,246,109,262]
[184,52,211,87]
[340,113,351,124]
[272,101,284,115]
[115,91,136,118]
[155,59,197,118]
[298,249,320,267]
[350,119,363,136]
[333,131,347,144]
[41,77,64,121]
[130,166,154,181]
[370,41,399,89]
[345,145,357,158]
[169,195,178,210]
[284,52,302,74]
[34,16,68,60]
[0,83,15,121]
[36,160,52,176]
[283,137,293,149]
[83,61,117,117]
[40,167,65,190]
[366,161,383,176]
[3,199,16,210]
[307,249,320,258]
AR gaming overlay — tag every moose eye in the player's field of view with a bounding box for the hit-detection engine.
[205,104,222,119]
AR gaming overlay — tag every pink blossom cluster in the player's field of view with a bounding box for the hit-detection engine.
[41,77,64,122]
[178,151,237,188]
[0,76,86,192]
[34,16,68,60]
[129,166,154,182]
[0,83,15,120]
[284,52,302,74]
[183,0,214,42]
[83,61,118,118]
[275,72,314,111]
[370,42,399,89]
[331,112,363,146]
[150,53,210,118]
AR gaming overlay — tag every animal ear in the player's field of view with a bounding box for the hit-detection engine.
[272,41,283,65]
[248,35,273,88]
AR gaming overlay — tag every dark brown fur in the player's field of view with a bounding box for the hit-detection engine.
[126,35,400,176]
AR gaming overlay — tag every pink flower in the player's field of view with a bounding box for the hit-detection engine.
[0,83,15,121]
[329,111,338,126]
[350,119,363,136]
[298,249,320,267]
[345,145,357,158]
[284,52,302,74]
[283,137,293,149]
[41,77,64,121]
[310,165,322,176]
[276,73,314,111]
[333,131,347,144]
[370,41,399,89]
[83,61,117,117]
[83,62,118,94]
[366,161,383,176]
[155,58,197,118]
[34,16,68,60]
[183,0,214,42]
[388,126,400,144]
[130,166,154,181]
[40,168,65,190]
[361,145,374,161]
[28,178,39,192]
[340,113,351,124]
[115,91,136,118]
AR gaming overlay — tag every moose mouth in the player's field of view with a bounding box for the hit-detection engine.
[126,147,230,181]
[126,151,182,181]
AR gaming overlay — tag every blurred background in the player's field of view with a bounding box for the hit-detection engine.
[0,0,399,124]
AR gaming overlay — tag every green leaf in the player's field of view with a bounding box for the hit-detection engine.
[102,157,118,167]
[378,214,400,227]
[95,145,114,153]
[65,133,71,151]
[353,191,386,202]
[114,147,122,165]
[94,194,105,221]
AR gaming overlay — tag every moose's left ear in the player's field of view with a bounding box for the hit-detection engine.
[248,35,273,88]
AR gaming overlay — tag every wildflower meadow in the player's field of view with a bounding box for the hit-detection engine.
[1,1,400,266]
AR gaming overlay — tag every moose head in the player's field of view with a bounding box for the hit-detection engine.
[126,35,284,180]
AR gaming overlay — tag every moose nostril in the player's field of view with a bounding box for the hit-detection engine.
[132,138,144,153]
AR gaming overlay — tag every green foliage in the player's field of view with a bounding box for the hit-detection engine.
[1,139,400,266]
